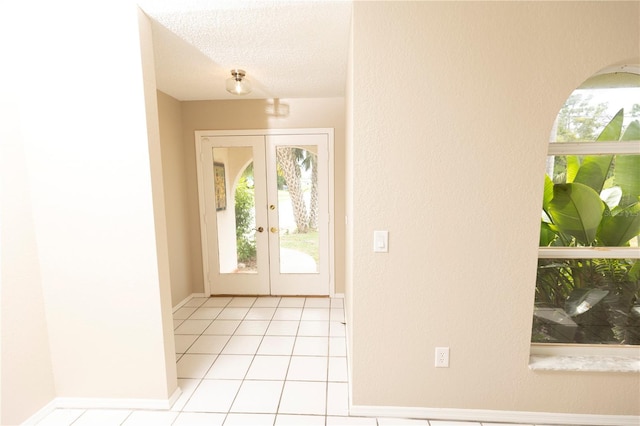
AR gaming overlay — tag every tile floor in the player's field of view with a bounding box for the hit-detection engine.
[36,296,564,426]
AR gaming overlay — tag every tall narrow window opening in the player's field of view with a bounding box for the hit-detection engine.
[533,67,640,346]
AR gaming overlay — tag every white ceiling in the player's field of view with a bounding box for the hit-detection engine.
[138,0,353,101]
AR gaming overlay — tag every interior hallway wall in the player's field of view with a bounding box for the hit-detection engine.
[0,82,57,426]
[349,1,639,416]
[181,98,346,295]
[0,3,178,423]
[157,91,193,306]
[344,12,355,392]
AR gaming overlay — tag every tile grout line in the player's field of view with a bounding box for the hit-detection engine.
[175,295,223,356]
[119,410,133,426]
[45,298,545,426]
[220,296,261,425]
[61,408,87,426]
[172,296,342,424]
[172,296,234,420]
[172,297,225,426]
[225,296,292,422]
[272,296,301,422]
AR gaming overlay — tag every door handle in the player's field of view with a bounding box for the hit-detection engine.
[270,227,278,233]
[254,226,264,233]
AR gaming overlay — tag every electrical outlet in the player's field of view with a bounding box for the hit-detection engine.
[435,347,449,368]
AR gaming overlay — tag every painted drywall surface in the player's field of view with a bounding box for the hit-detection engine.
[3,0,174,402]
[350,1,639,415]
[0,81,57,426]
[181,98,346,295]
[138,9,179,400]
[157,91,193,306]
[345,14,355,399]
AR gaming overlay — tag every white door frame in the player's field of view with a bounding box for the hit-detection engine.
[194,128,335,296]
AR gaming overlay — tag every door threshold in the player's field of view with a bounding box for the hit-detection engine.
[208,294,331,298]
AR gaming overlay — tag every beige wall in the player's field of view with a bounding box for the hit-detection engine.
[181,98,346,294]
[157,91,194,306]
[139,10,179,401]
[349,1,639,415]
[3,0,638,423]
[345,12,355,388]
[0,85,57,426]
[0,2,177,423]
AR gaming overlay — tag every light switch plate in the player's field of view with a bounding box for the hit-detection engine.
[373,230,389,252]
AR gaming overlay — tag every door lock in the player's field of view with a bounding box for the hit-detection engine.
[269,205,276,210]
[254,227,264,233]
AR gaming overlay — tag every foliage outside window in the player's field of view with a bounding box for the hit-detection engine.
[234,149,321,272]
[235,165,257,267]
[533,74,640,346]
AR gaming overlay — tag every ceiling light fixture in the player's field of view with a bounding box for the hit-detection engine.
[226,69,252,95]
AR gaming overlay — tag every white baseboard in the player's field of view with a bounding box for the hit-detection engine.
[168,386,183,407]
[21,399,58,425]
[56,387,182,411]
[21,389,183,425]
[344,317,635,426]
[350,405,639,426]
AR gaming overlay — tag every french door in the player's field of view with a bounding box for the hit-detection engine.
[195,129,333,296]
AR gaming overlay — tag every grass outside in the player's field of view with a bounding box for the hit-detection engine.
[279,230,319,264]
[275,188,318,263]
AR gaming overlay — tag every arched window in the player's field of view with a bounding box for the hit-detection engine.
[532,66,640,347]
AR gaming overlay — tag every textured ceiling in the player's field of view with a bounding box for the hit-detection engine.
[138,0,352,101]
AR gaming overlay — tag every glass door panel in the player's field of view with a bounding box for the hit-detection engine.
[201,136,269,295]
[212,147,258,274]
[274,146,320,274]
[267,134,329,295]
[197,131,331,296]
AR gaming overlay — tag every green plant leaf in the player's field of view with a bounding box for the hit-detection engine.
[614,120,640,208]
[621,119,640,141]
[573,155,613,193]
[598,202,640,246]
[595,109,623,142]
[540,221,557,246]
[614,155,640,208]
[548,183,605,245]
[572,110,625,194]
[629,260,640,281]
[566,155,579,183]
[543,174,554,211]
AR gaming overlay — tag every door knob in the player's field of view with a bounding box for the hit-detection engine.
[270,227,278,233]
[254,226,264,233]
[269,205,276,210]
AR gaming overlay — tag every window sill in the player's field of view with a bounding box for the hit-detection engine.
[529,344,640,372]
[529,354,640,372]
